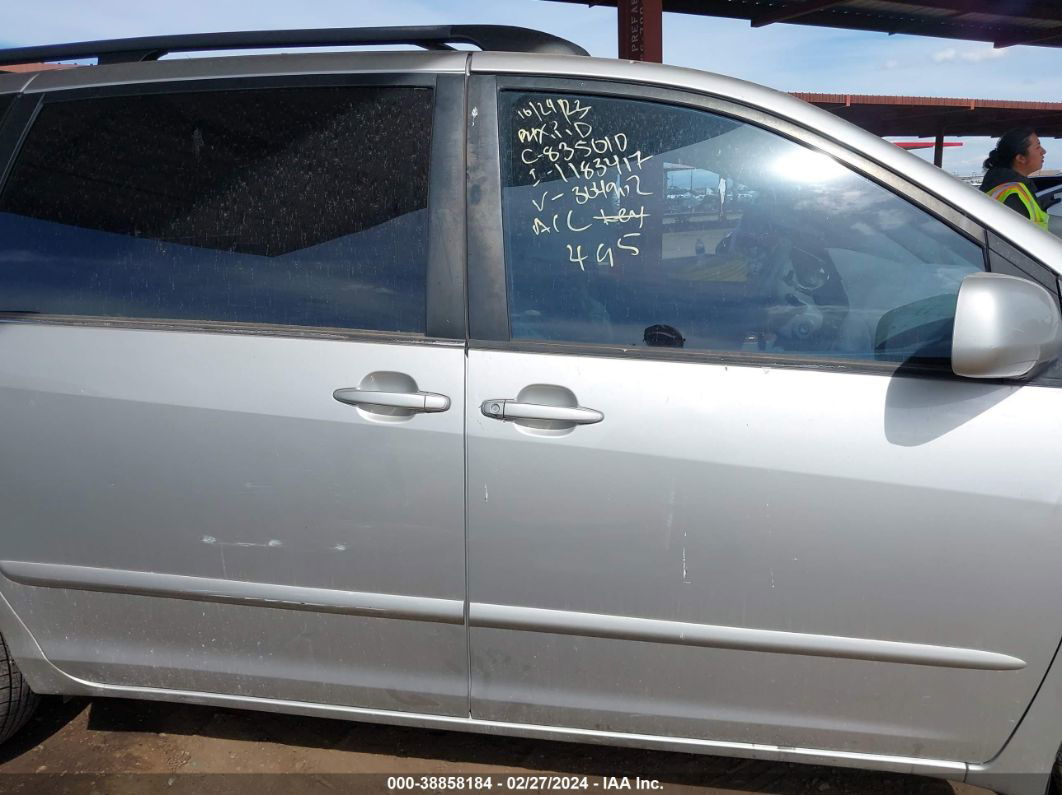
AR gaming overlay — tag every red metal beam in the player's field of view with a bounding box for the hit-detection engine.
[0,62,73,73]
[893,142,962,149]
[618,0,663,62]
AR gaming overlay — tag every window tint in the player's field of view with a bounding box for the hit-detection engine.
[0,94,12,123]
[500,92,985,363]
[0,85,433,332]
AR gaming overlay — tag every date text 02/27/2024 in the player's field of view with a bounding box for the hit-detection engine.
[386,776,664,791]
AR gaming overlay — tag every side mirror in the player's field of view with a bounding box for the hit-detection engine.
[952,272,1062,379]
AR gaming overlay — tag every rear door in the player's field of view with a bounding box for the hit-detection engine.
[0,66,470,715]
[464,75,1062,763]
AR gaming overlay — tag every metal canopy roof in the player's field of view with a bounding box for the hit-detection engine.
[792,93,1062,137]
[548,1,1062,49]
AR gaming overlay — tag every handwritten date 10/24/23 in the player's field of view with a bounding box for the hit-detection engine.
[515,96,659,274]
[386,776,664,791]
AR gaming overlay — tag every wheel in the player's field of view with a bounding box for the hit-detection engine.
[0,633,38,744]
[1050,746,1062,795]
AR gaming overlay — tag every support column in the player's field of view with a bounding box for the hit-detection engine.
[618,0,663,62]
[933,130,945,168]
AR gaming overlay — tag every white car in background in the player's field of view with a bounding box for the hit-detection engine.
[1034,176,1062,237]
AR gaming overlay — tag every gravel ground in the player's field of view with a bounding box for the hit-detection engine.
[0,696,992,795]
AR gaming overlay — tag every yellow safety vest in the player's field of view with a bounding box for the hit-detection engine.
[987,181,1049,231]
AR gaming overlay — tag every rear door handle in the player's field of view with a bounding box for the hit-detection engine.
[334,388,450,413]
[481,400,603,425]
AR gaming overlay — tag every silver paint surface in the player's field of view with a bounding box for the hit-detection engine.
[465,349,1062,763]
[952,273,1062,379]
[0,323,468,714]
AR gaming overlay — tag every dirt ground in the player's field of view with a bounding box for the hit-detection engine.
[0,696,991,795]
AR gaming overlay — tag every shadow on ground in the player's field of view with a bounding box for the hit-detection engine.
[0,696,87,765]
[3,698,965,795]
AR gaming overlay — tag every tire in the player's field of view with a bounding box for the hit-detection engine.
[1052,747,1062,795]
[0,633,37,745]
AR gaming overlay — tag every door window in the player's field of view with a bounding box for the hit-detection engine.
[500,92,984,363]
[0,84,434,332]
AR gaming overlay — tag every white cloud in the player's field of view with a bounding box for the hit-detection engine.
[932,46,1006,64]
[884,59,899,69]
[961,47,1007,62]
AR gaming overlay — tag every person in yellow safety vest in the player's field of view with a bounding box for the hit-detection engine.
[980,127,1049,230]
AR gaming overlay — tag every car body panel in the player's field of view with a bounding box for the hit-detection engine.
[0,72,35,94]
[464,349,1062,762]
[0,322,468,714]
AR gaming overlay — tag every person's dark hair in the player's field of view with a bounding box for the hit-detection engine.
[984,127,1036,170]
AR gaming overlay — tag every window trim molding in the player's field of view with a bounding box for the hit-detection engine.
[0,93,14,127]
[29,71,437,104]
[0,313,463,347]
[425,73,467,340]
[0,92,41,196]
[467,74,508,341]
[467,337,1046,387]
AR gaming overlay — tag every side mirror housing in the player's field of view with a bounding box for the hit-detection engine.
[952,272,1062,379]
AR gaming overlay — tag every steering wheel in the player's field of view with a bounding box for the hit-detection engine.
[749,236,848,353]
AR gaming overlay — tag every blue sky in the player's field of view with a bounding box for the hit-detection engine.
[3,0,1061,175]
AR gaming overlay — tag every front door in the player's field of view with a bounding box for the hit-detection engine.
[465,80,1062,762]
[0,73,469,715]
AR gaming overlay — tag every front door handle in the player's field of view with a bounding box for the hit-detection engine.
[481,399,603,425]
[334,388,450,413]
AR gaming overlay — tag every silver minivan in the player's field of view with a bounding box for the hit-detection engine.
[1,26,1062,795]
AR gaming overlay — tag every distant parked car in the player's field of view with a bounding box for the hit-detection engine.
[1035,180,1062,237]
[1033,174,1062,194]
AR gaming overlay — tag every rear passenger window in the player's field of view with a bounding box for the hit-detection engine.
[500,92,985,363]
[0,85,433,332]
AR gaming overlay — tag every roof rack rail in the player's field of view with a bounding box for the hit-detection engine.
[0,25,589,67]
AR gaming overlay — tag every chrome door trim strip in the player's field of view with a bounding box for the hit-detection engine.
[0,561,464,624]
[470,603,1025,671]
[1,561,1023,668]
[46,666,970,780]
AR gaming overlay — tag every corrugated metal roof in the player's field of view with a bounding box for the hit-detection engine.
[795,93,1062,110]
[547,1,1062,49]
[791,91,1062,136]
